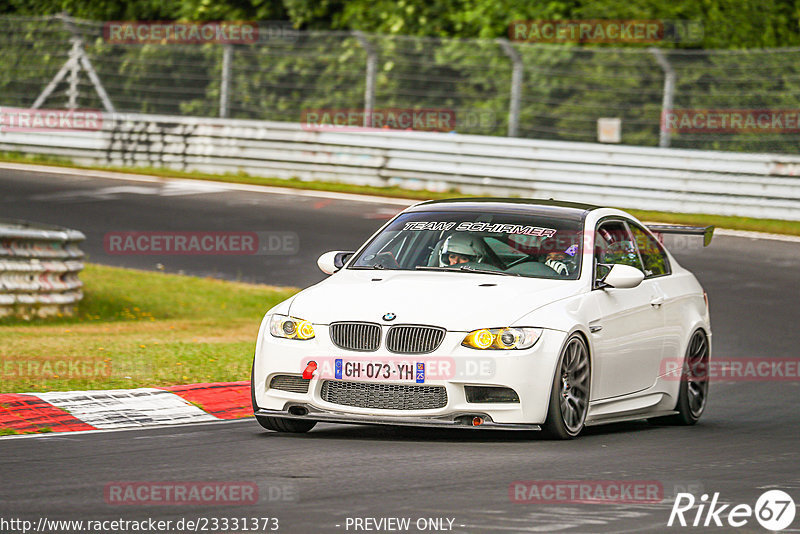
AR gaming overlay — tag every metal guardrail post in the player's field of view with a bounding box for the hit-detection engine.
[651,48,675,148]
[0,220,86,319]
[497,38,523,138]
[354,31,377,128]
[220,45,233,118]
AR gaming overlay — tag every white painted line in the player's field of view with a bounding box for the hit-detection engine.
[36,388,216,429]
[0,162,162,183]
[187,177,416,206]
[159,181,230,196]
[0,161,417,206]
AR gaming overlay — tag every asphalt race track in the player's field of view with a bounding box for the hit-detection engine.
[1,166,800,533]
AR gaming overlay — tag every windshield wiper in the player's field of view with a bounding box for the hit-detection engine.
[415,266,449,271]
[349,265,385,270]
[458,265,520,276]
[415,265,519,277]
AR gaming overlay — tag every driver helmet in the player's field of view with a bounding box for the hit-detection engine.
[440,233,485,266]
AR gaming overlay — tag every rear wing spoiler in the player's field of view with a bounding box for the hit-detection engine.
[645,224,715,247]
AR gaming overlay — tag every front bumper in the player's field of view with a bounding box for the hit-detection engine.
[255,406,541,431]
[252,323,568,426]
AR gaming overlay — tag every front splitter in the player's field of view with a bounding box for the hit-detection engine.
[255,406,541,431]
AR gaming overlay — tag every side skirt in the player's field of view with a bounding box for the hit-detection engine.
[585,410,678,426]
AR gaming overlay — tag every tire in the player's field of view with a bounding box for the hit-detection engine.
[660,330,709,426]
[255,414,317,433]
[251,364,317,433]
[541,334,591,439]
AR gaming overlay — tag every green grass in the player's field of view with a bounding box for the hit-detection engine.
[0,263,298,394]
[3,150,799,235]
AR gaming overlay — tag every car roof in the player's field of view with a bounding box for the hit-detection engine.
[406,198,601,218]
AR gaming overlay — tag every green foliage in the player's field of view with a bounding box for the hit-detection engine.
[0,0,183,20]
[3,0,800,49]
[283,0,800,49]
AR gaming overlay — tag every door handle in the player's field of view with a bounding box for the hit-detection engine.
[650,296,664,308]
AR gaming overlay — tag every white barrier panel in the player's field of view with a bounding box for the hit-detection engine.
[0,219,85,318]
[2,112,800,220]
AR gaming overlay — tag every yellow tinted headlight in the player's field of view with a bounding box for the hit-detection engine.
[463,329,494,349]
[269,314,315,340]
[462,327,541,350]
[296,320,315,340]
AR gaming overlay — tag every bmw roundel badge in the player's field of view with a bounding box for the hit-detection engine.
[383,312,396,321]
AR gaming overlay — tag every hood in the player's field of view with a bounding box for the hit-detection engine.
[288,270,585,331]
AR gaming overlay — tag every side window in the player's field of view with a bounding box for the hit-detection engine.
[629,223,671,277]
[594,220,643,280]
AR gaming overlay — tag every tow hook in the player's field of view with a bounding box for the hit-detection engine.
[302,361,317,380]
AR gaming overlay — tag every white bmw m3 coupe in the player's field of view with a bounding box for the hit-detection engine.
[251,199,712,438]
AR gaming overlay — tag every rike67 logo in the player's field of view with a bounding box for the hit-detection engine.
[669,490,796,531]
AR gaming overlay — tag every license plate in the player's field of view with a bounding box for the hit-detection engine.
[334,358,425,383]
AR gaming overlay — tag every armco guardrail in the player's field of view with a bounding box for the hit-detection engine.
[2,112,800,220]
[0,219,85,318]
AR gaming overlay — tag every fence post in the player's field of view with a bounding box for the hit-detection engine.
[354,31,377,128]
[34,14,116,112]
[67,38,80,109]
[220,44,233,118]
[650,48,675,148]
[497,38,523,138]
[62,12,116,113]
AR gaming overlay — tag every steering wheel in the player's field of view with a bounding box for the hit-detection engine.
[372,251,401,269]
[506,255,537,268]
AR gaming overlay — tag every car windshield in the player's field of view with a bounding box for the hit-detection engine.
[350,210,584,279]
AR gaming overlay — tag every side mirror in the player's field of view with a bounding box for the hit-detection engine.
[317,251,354,275]
[600,264,645,289]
